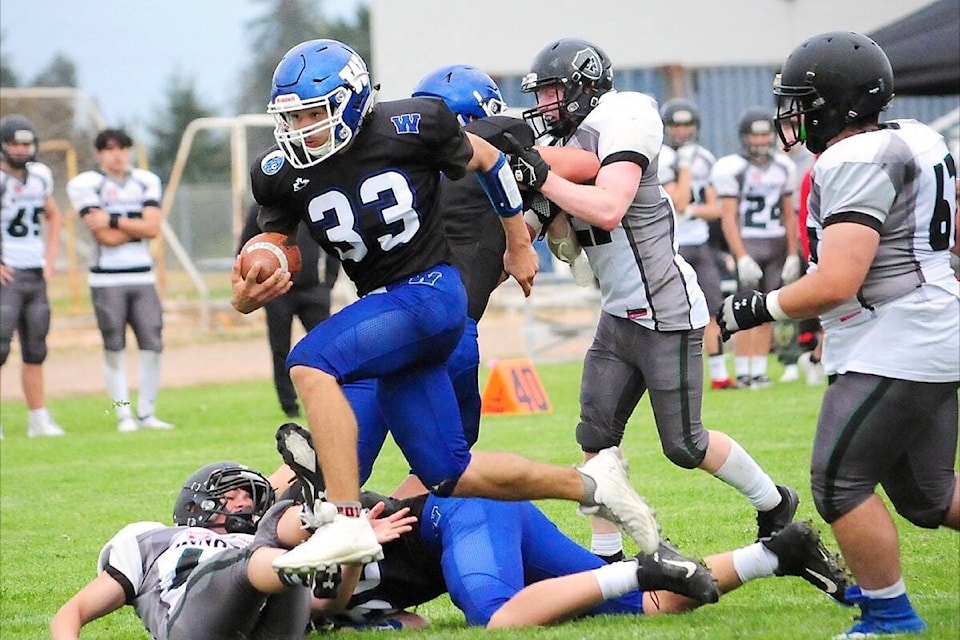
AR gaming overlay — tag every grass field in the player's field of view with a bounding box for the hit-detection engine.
[1,361,958,639]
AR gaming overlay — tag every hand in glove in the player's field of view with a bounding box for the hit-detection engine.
[676,143,697,170]
[736,254,763,289]
[717,290,774,341]
[502,132,550,190]
[781,254,802,284]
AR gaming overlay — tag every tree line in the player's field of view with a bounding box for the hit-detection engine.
[0,0,370,185]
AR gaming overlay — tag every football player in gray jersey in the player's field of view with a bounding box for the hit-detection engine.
[719,31,959,638]
[66,129,173,433]
[657,98,733,390]
[713,107,799,388]
[509,38,798,562]
[50,461,415,640]
[0,114,65,437]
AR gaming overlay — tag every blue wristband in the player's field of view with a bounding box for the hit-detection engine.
[476,152,523,218]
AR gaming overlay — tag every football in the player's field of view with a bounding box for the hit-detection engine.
[239,232,302,284]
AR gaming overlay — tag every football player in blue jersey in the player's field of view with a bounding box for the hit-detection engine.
[231,40,661,575]
[271,423,851,630]
[719,31,959,638]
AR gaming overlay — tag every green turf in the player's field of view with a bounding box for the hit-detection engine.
[1,361,957,639]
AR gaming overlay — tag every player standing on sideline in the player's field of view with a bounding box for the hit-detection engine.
[0,114,65,438]
[507,38,798,564]
[657,98,734,390]
[712,107,800,388]
[66,129,174,433]
[238,203,340,419]
[718,31,959,638]
[231,39,661,573]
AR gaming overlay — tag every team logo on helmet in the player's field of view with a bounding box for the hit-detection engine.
[571,48,603,80]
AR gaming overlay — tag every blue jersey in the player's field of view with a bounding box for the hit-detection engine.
[341,494,644,627]
[252,97,473,296]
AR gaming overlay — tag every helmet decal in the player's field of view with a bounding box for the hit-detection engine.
[571,48,603,81]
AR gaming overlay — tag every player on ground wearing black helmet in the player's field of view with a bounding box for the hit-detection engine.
[50,460,415,640]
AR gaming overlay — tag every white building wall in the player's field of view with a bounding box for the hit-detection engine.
[370,0,932,99]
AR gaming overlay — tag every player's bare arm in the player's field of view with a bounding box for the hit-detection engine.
[42,194,62,280]
[539,160,641,231]
[50,572,127,640]
[776,221,879,318]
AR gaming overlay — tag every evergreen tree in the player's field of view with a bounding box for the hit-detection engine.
[147,72,230,184]
[0,30,19,87]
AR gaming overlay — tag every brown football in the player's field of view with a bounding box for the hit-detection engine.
[240,232,302,284]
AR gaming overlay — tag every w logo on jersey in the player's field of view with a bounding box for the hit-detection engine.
[391,114,421,134]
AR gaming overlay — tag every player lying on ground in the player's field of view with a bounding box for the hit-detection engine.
[50,461,414,640]
[273,423,852,630]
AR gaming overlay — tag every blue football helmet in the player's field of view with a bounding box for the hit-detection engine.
[268,39,377,168]
[412,64,506,125]
[173,461,275,534]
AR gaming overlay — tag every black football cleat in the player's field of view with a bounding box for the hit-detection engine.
[756,485,799,541]
[761,520,852,604]
[275,422,326,508]
[636,539,719,604]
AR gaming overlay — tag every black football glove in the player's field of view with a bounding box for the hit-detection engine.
[717,291,774,341]
[502,131,550,190]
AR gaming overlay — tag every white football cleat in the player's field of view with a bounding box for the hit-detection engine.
[27,419,66,438]
[117,417,139,433]
[579,446,660,554]
[779,364,800,383]
[138,415,175,430]
[273,504,383,573]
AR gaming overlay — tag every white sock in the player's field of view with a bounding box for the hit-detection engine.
[732,542,779,583]
[591,560,641,600]
[709,355,729,381]
[751,355,768,377]
[28,407,50,425]
[862,578,906,599]
[103,350,132,420]
[735,356,751,378]
[591,532,624,558]
[137,350,162,419]
[713,439,781,511]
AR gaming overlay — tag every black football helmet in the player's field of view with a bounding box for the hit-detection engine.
[773,31,893,154]
[738,106,775,160]
[0,114,38,169]
[660,98,701,149]
[520,38,614,139]
[173,462,275,534]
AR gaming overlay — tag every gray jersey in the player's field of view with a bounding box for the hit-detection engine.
[658,143,716,247]
[0,162,54,269]
[809,119,959,381]
[66,168,161,287]
[711,152,797,239]
[565,90,709,331]
[96,522,254,639]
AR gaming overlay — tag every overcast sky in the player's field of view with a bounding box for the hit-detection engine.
[1,1,363,138]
